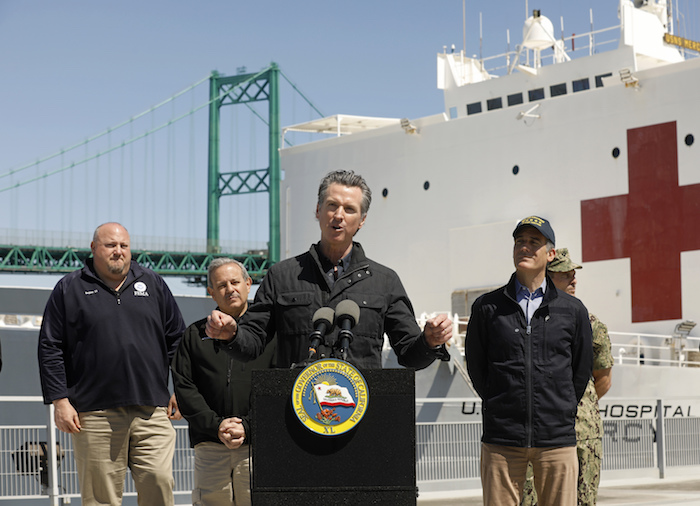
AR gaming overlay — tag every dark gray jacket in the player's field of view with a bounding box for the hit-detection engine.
[226,242,447,369]
[172,316,276,446]
[466,273,593,448]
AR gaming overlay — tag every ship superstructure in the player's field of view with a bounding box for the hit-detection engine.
[280,0,700,336]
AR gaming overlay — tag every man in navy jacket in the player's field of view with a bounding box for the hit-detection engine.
[38,222,185,506]
[466,216,593,506]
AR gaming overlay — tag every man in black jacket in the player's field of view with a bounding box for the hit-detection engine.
[205,170,453,369]
[466,216,593,506]
[172,258,275,506]
[38,222,185,506]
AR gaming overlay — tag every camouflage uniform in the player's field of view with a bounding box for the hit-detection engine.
[521,315,613,505]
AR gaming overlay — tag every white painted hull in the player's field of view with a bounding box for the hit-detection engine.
[280,12,700,337]
[280,1,700,426]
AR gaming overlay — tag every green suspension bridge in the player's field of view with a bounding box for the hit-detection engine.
[0,63,324,283]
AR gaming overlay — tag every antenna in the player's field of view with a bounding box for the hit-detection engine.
[668,0,675,35]
[561,16,565,41]
[506,28,511,68]
[479,12,483,63]
[589,8,595,56]
[463,0,466,56]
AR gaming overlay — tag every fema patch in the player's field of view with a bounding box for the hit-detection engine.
[133,281,149,297]
[291,359,369,436]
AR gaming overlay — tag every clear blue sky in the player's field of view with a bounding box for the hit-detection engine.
[0,0,695,292]
[0,0,632,169]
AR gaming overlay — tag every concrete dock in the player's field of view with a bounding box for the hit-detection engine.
[418,476,700,505]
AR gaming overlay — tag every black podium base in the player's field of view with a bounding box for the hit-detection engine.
[251,488,416,505]
[250,367,416,505]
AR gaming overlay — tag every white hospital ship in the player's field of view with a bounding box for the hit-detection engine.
[2,1,700,501]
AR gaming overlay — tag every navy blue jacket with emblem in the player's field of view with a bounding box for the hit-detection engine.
[225,242,447,369]
[38,259,185,412]
[466,273,593,448]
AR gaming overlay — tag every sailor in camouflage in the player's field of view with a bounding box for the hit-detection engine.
[521,248,613,506]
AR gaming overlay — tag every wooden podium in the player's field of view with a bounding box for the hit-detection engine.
[250,367,416,505]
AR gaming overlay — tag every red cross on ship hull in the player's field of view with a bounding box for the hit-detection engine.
[581,121,700,323]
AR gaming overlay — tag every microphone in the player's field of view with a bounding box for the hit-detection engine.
[308,307,335,359]
[335,300,360,361]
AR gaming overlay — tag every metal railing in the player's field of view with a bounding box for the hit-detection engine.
[491,25,622,76]
[601,418,656,471]
[416,421,481,481]
[2,396,700,503]
[0,398,194,505]
[411,317,700,370]
[610,332,700,367]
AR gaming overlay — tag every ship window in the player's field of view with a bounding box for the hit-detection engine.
[487,97,503,110]
[467,102,482,115]
[449,106,458,119]
[595,73,613,88]
[572,78,590,92]
[528,88,545,101]
[508,93,524,106]
[550,83,567,97]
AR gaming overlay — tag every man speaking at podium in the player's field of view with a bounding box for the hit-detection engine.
[206,170,452,369]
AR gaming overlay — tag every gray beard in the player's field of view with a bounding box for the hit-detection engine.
[107,261,125,275]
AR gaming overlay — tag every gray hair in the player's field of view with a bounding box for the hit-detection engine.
[207,258,250,288]
[317,170,372,217]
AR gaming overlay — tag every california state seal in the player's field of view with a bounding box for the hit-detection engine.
[291,359,369,436]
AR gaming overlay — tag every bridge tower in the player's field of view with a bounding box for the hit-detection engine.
[207,64,280,263]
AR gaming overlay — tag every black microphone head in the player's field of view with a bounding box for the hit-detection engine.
[312,307,335,328]
[335,299,360,327]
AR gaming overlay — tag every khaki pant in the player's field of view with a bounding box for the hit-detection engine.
[193,442,251,506]
[521,438,603,506]
[72,406,176,506]
[481,443,577,506]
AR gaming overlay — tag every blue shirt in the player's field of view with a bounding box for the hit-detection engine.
[317,245,353,288]
[515,277,547,325]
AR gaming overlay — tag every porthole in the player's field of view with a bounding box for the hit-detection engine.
[512,165,520,175]
[686,134,694,146]
[612,147,620,158]
[423,181,430,190]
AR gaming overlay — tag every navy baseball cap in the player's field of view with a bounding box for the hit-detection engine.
[513,216,556,246]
